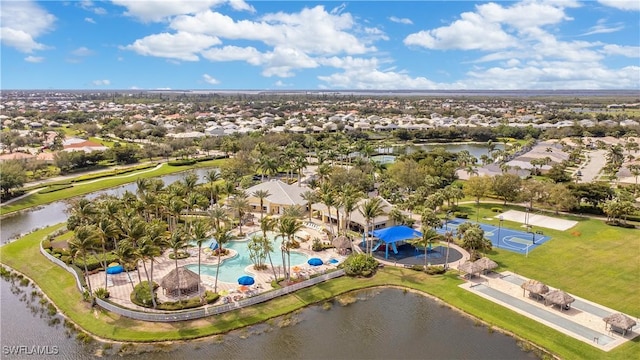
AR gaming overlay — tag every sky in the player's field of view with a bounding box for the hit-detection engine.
[1,0,639,90]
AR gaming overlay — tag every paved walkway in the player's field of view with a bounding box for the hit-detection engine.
[460,271,638,351]
[577,149,607,183]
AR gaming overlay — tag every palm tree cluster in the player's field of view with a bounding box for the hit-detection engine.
[65,173,248,307]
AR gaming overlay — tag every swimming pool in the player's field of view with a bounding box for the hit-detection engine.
[185,231,308,283]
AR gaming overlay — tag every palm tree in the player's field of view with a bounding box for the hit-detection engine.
[167,227,188,301]
[301,190,318,221]
[204,169,221,207]
[358,197,385,255]
[278,216,303,281]
[339,184,361,234]
[252,189,271,220]
[191,219,210,293]
[69,225,98,296]
[66,197,96,230]
[213,226,234,293]
[95,217,120,289]
[137,220,167,308]
[259,216,279,281]
[293,154,309,186]
[319,183,336,236]
[113,240,136,291]
[409,227,440,268]
[228,191,250,236]
[208,204,228,231]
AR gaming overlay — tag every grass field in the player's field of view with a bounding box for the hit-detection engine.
[1,214,638,359]
[454,203,640,317]
[0,159,226,216]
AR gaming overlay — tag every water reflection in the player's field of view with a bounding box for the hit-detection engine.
[0,277,539,360]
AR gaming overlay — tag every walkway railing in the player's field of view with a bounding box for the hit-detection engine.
[40,239,345,322]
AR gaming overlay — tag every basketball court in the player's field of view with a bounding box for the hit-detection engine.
[439,218,551,255]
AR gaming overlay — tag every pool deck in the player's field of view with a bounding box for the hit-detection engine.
[460,271,639,351]
[89,221,345,311]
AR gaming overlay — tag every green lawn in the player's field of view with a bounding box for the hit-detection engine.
[1,218,638,359]
[453,203,639,317]
[0,159,226,215]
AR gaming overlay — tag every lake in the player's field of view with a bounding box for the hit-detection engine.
[0,277,538,360]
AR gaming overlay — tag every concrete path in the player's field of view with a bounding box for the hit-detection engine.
[577,149,607,183]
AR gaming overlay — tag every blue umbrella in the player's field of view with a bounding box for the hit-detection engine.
[308,258,323,266]
[238,275,255,285]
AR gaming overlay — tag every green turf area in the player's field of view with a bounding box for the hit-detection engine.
[1,217,638,359]
[0,159,227,216]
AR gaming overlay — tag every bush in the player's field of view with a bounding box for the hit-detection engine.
[42,240,52,250]
[311,238,323,251]
[410,265,425,272]
[425,265,446,275]
[453,212,468,219]
[94,288,110,299]
[341,253,378,277]
[168,251,190,260]
[491,207,502,213]
[606,220,636,229]
[131,281,158,308]
[39,184,73,194]
[168,159,196,166]
[155,291,220,310]
[73,253,119,272]
[60,255,72,264]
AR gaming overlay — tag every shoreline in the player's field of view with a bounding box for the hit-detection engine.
[0,264,554,359]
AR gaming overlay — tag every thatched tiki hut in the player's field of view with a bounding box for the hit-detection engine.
[458,261,483,278]
[160,268,200,297]
[474,257,498,274]
[332,235,352,255]
[544,289,575,311]
[603,313,637,336]
[520,279,550,300]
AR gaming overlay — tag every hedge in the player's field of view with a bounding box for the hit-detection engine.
[73,253,119,272]
[39,184,74,194]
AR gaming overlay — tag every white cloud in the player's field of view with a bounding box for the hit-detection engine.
[80,1,106,15]
[85,17,96,24]
[171,6,375,55]
[111,0,252,22]
[24,56,44,63]
[602,44,640,57]
[72,47,94,56]
[0,0,55,53]
[404,11,516,50]
[203,45,318,77]
[389,16,412,25]
[475,1,573,29]
[91,79,111,86]
[203,74,220,85]
[598,0,640,11]
[274,80,290,87]
[123,32,221,61]
[463,63,640,89]
[581,22,624,36]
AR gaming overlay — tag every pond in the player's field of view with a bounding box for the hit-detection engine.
[0,277,539,360]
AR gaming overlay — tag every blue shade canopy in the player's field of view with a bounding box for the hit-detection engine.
[370,226,422,244]
[237,276,255,285]
[209,239,219,250]
[307,258,323,266]
[106,264,124,274]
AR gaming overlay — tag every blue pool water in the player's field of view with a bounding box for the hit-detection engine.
[185,232,308,283]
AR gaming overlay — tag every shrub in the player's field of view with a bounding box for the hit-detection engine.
[453,212,468,219]
[131,281,158,308]
[42,240,52,250]
[491,207,502,213]
[341,253,378,277]
[311,238,323,251]
[425,265,446,275]
[155,291,220,310]
[410,265,425,272]
[60,255,72,264]
[73,253,119,271]
[39,184,73,194]
[168,251,190,260]
[168,159,196,166]
[212,248,229,256]
[94,288,110,299]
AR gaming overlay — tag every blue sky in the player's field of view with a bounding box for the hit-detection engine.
[1,0,639,90]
